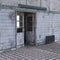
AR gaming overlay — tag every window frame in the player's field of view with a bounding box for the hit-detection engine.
[16,14,23,33]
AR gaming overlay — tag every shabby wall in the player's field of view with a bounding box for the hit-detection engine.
[0,9,16,50]
[0,0,60,12]
[36,12,60,44]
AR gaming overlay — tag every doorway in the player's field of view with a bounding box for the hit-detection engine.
[16,12,36,46]
[24,13,36,45]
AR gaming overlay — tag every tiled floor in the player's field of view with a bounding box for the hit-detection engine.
[36,42,60,54]
[0,42,60,60]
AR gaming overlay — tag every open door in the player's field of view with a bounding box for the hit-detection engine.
[16,12,24,47]
[24,13,35,45]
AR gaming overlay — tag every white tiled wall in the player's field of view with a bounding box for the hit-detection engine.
[36,12,60,44]
[53,14,60,42]
[27,0,40,7]
[0,0,40,6]
[41,0,50,10]
[50,0,60,12]
[0,9,16,50]
[1,0,60,12]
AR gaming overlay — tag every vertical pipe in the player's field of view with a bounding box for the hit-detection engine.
[15,11,17,48]
[48,0,50,11]
[26,0,27,5]
[40,0,42,7]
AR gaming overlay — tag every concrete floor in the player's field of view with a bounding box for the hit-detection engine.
[0,42,60,60]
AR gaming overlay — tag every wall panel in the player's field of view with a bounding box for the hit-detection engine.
[0,9,16,50]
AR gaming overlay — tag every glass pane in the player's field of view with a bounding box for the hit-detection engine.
[20,22,23,27]
[17,22,20,28]
[20,16,23,22]
[17,15,20,21]
[27,16,32,31]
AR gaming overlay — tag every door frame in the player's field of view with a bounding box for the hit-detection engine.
[24,13,36,45]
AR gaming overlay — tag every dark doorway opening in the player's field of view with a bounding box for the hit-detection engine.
[24,13,35,45]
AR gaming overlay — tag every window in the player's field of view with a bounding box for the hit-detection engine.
[27,16,32,31]
[17,15,23,32]
[17,15,20,28]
